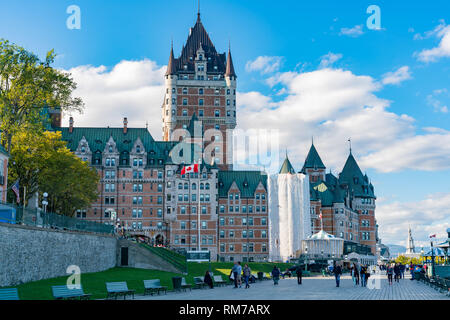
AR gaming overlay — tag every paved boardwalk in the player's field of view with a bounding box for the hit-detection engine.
[136,273,449,300]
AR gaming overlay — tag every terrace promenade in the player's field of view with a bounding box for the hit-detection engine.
[137,273,449,300]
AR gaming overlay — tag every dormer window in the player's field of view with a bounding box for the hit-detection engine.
[199,54,203,60]
[136,145,141,153]
[109,146,113,153]
[81,146,86,153]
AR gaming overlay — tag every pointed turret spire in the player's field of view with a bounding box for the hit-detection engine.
[301,142,326,173]
[165,41,176,76]
[197,0,201,22]
[225,45,237,78]
[279,154,296,174]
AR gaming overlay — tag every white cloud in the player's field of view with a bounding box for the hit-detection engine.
[319,52,342,68]
[360,133,450,172]
[377,193,450,247]
[339,25,364,37]
[426,88,449,113]
[381,66,412,85]
[237,66,450,174]
[64,57,450,175]
[245,56,283,74]
[416,21,450,62]
[62,59,166,139]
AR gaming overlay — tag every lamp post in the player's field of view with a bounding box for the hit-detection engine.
[42,192,48,213]
[430,239,435,277]
[305,246,308,271]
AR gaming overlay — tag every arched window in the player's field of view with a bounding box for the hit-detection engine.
[178,183,183,190]
[109,145,113,153]
[205,183,210,190]
[192,183,197,190]
[200,183,204,190]
[184,183,188,190]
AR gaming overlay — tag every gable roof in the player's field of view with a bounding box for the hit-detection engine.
[218,171,267,198]
[301,143,326,173]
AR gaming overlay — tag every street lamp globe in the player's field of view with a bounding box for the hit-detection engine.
[43,192,48,198]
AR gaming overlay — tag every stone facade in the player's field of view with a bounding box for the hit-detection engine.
[0,223,117,287]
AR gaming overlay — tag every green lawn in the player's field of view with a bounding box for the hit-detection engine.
[3,262,298,300]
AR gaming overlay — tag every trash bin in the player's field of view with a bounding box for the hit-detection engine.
[172,276,182,291]
[257,272,264,281]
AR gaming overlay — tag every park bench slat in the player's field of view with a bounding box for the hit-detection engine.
[213,275,227,286]
[0,288,19,300]
[106,282,135,300]
[193,277,208,289]
[52,285,91,300]
[180,278,192,291]
[143,279,167,295]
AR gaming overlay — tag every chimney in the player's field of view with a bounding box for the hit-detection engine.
[123,117,128,134]
[69,117,74,133]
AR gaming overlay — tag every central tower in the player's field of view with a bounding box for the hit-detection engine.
[162,12,237,170]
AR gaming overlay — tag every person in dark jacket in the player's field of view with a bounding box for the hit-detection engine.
[204,270,214,289]
[288,265,303,285]
[394,263,400,283]
[333,264,342,287]
[271,265,281,285]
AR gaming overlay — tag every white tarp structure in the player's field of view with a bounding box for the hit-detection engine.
[268,173,311,262]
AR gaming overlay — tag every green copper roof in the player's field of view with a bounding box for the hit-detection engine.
[59,127,155,153]
[338,153,375,198]
[279,156,296,174]
[218,171,267,198]
[301,143,326,173]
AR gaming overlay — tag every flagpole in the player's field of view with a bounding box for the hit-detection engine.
[198,164,201,251]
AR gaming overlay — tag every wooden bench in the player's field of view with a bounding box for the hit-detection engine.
[193,277,208,289]
[181,277,192,291]
[143,279,167,296]
[52,285,91,300]
[106,282,135,300]
[0,288,19,300]
[213,275,227,287]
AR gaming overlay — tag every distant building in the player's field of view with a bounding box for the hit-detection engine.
[403,226,421,259]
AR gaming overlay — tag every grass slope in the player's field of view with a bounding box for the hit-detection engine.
[4,262,296,300]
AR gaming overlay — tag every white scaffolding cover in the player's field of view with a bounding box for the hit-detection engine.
[268,173,311,262]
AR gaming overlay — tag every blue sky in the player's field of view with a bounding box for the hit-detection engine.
[1,0,449,246]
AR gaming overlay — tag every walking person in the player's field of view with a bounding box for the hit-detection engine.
[360,265,367,287]
[351,264,357,286]
[394,263,400,283]
[237,262,242,288]
[354,263,360,285]
[231,262,239,288]
[243,264,251,289]
[271,265,281,285]
[333,263,342,287]
[387,264,393,285]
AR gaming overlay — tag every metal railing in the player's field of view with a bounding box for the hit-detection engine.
[0,202,114,235]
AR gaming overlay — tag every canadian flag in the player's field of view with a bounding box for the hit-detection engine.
[429,234,436,238]
[181,164,199,175]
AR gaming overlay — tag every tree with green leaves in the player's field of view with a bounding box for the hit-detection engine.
[8,130,99,216]
[0,39,83,152]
